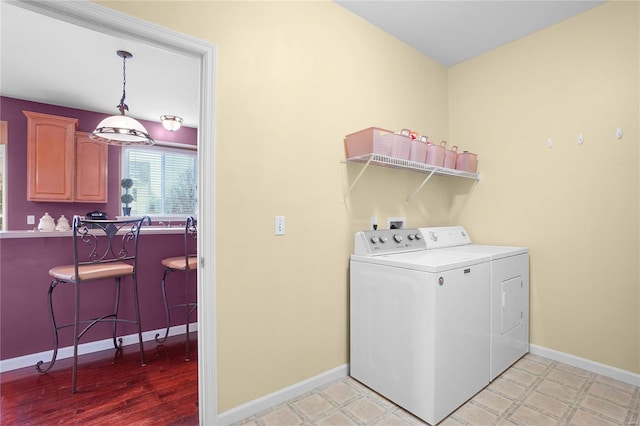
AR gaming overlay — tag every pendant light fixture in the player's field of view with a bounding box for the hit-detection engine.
[90,50,154,146]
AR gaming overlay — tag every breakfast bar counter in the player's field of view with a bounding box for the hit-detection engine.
[0,228,197,365]
[0,226,185,239]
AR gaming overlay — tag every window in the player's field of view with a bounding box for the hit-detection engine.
[122,144,197,217]
[1,121,6,231]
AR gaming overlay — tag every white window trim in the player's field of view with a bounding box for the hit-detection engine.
[153,139,197,151]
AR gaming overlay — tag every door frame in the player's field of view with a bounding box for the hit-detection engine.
[10,1,218,423]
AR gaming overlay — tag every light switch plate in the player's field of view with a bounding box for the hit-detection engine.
[275,216,285,235]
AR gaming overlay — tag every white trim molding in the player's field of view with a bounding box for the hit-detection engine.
[216,344,640,425]
[0,323,198,374]
[216,364,349,426]
[530,344,640,387]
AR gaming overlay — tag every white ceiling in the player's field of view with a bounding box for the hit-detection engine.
[0,2,201,127]
[1,1,605,128]
[336,0,606,67]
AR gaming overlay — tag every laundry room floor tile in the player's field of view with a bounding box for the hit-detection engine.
[472,388,515,415]
[231,353,640,426]
[523,390,571,418]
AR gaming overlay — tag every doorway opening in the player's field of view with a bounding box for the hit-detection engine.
[5,2,217,423]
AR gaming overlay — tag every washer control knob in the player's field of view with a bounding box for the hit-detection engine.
[407,234,415,240]
[439,277,444,286]
[415,233,422,240]
[429,231,438,241]
[379,236,388,243]
[370,236,379,244]
[393,234,403,243]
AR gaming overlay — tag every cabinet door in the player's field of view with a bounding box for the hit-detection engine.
[24,111,78,202]
[75,132,108,202]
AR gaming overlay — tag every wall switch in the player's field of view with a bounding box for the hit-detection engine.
[27,215,35,225]
[275,216,285,235]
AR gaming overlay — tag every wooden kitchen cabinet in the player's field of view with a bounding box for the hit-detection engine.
[75,132,108,202]
[24,111,108,202]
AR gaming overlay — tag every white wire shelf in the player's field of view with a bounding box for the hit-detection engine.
[342,153,479,202]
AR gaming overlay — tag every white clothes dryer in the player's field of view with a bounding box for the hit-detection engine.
[350,228,491,425]
[419,226,530,381]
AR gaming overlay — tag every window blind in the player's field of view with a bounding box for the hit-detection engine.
[123,145,197,216]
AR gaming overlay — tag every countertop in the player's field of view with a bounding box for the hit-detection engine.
[0,227,185,239]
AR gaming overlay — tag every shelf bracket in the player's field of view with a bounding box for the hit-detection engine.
[406,168,437,203]
[343,155,375,203]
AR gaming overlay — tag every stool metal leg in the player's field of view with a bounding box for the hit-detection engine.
[155,267,173,344]
[112,277,122,350]
[35,280,61,374]
[132,274,146,367]
[155,262,196,361]
[72,281,80,393]
[185,268,190,361]
[184,269,198,362]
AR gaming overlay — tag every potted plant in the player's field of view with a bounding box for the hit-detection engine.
[120,178,134,216]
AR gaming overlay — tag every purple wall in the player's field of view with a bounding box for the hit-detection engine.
[0,233,197,360]
[0,96,197,230]
[0,96,199,361]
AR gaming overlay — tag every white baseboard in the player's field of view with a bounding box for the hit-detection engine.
[0,322,198,373]
[218,345,640,425]
[216,364,349,426]
[530,344,640,387]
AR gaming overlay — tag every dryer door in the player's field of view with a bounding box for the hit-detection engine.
[490,253,530,381]
[501,276,523,334]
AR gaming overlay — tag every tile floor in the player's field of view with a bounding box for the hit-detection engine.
[232,354,639,425]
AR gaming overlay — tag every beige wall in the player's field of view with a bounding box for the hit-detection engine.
[100,0,453,411]
[449,1,639,374]
[100,0,639,413]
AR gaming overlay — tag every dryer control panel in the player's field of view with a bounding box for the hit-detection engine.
[419,226,472,249]
[354,228,426,256]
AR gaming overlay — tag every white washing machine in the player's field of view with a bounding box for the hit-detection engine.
[350,228,491,425]
[419,226,530,381]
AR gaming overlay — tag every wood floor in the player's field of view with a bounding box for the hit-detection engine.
[1,333,198,425]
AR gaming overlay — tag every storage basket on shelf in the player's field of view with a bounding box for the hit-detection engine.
[408,138,428,163]
[425,141,446,167]
[456,151,478,173]
[344,127,411,160]
[443,144,458,169]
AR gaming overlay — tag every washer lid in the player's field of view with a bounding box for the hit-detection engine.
[351,249,490,273]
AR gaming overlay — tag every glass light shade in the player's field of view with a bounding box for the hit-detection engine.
[90,114,155,146]
[160,115,183,131]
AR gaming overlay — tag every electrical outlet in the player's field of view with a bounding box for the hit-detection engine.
[275,216,285,236]
[27,215,35,225]
[387,216,405,229]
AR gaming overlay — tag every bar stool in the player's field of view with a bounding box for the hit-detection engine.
[36,215,151,393]
[155,216,197,361]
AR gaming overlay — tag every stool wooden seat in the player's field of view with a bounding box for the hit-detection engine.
[36,215,150,393]
[161,256,197,271]
[49,262,134,281]
[155,216,197,361]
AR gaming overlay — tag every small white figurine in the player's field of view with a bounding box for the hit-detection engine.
[38,213,56,232]
[55,215,71,231]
